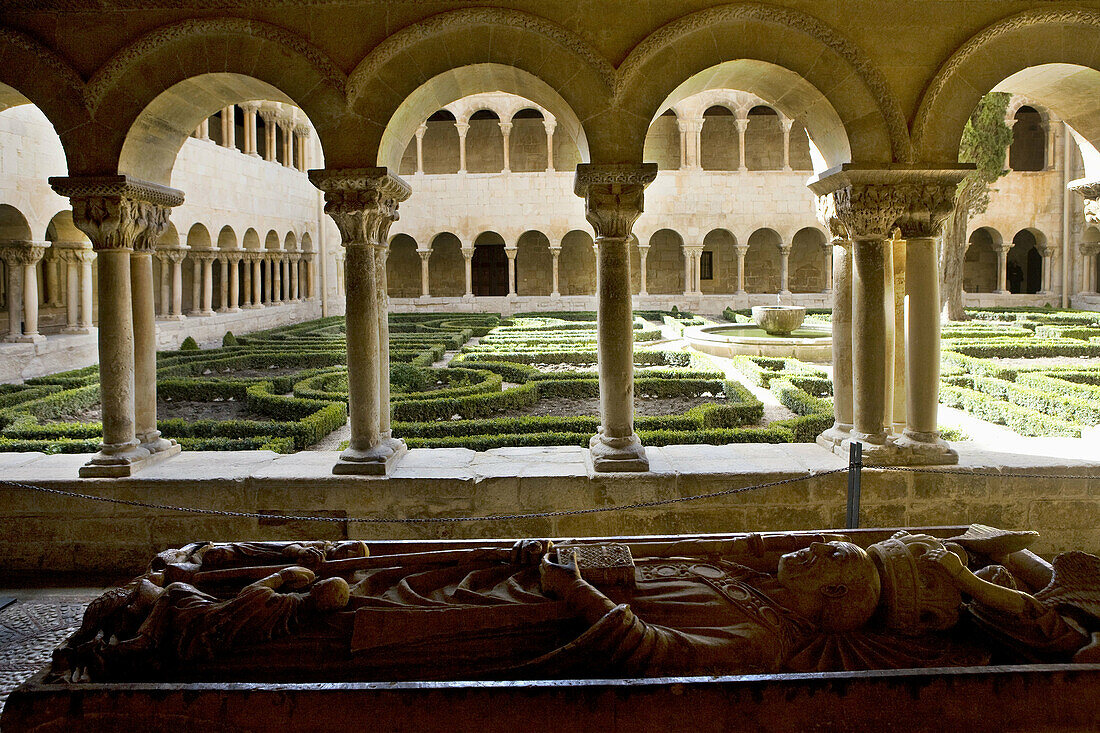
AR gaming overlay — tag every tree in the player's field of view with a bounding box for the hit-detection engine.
[940,92,1014,321]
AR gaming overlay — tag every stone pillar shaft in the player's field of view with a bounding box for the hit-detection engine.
[415,124,426,174]
[201,257,214,313]
[995,245,1010,294]
[734,246,747,294]
[550,247,561,297]
[228,257,240,311]
[463,249,473,297]
[505,247,517,296]
[822,239,854,445]
[65,254,80,329]
[418,251,431,297]
[736,118,749,171]
[170,256,184,317]
[456,122,469,174]
[544,122,556,172]
[80,253,95,328]
[253,258,263,306]
[850,236,889,445]
[2,253,23,340]
[637,245,648,296]
[220,106,235,150]
[218,257,229,311]
[778,245,791,295]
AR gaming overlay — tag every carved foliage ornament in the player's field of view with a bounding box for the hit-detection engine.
[309,169,411,248]
[575,164,657,241]
[828,185,907,241]
[0,242,48,267]
[892,183,958,240]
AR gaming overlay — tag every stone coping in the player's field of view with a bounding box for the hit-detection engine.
[4,663,1099,732]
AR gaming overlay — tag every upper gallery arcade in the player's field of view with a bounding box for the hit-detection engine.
[3,1,1100,477]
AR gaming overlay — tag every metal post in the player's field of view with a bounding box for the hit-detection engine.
[846,441,862,529]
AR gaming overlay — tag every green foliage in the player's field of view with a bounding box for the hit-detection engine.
[180,336,200,351]
[957,92,1014,217]
[222,331,238,347]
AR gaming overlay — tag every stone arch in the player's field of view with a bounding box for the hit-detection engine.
[185,223,211,250]
[559,230,595,296]
[700,105,740,171]
[300,232,314,254]
[516,230,551,296]
[387,233,420,298]
[646,229,685,295]
[913,8,1100,169]
[642,109,681,171]
[264,230,281,251]
[217,226,237,252]
[44,210,87,244]
[466,109,505,174]
[472,231,507,296]
[243,229,261,251]
[746,228,782,293]
[80,17,347,178]
[351,8,608,166]
[744,105,783,171]
[429,232,464,297]
[375,62,593,171]
[1009,228,1046,295]
[616,5,904,167]
[1009,105,1046,172]
[118,72,323,186]
[790,227,828,293]
[509,108,552,173]
[284,232,298,252]
[964,226,1002,294]
[702,228,737,293]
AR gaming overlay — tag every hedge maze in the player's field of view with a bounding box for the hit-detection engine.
[2,307,1096,454]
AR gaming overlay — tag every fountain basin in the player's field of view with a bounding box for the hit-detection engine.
[684,322,832,360]
[751,305,806,335]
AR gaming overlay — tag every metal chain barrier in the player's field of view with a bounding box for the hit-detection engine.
[876,465,1097,481]
[0,469,847,524]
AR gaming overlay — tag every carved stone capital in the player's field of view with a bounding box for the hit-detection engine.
[808,165,969,241]
[309,168,411,249]
[240,102,262,115]
[574,164,658,241]
[0,241,48,266]
[49,175,183,252]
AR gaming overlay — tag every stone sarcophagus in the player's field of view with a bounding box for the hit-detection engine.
[3,526,1099,732]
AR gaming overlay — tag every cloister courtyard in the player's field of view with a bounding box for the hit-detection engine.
[1,0,1100,728]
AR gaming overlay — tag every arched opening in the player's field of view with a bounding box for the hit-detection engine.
[1008,229,1044,294]
[744,106,782,171]
[559,230,595,296]
[387,234,420,298]
[790,228,828,293]
[701,229,737,293]
[963,227,1001,294]
[466,109,504,174]
[700,105,738,171]
[509,108,549,173]
[0,204,32,241]
[429,233,464,297]
[1009,106,1046,171]
[745,228,782,293]
[642,109,681,171]
[646,230,685,294]
[516,231,551,296]
[472,231,507,296]
[419,110,460,175]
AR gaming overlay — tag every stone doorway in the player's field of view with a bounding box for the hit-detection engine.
[473,243,508,296]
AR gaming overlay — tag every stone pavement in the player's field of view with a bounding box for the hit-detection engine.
[0,591,99,724]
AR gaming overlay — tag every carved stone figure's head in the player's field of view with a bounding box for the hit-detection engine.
[307,577,350,612]
[777,541,882,631]
[868,532,963,634]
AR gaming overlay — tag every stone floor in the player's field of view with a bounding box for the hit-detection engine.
[0,590,100,722]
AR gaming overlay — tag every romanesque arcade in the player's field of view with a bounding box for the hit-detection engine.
[3,3,1100,479]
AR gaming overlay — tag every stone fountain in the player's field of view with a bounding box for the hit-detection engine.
[750,304,807,336]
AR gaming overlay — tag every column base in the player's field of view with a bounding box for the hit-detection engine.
[242,304,263,310]
[158,314,186,321]
[226,307,241,313]
[3,334,46,344]
[333,442,407,476]
[839,436,902,466]
[551,292,561,299]
[138,432,177,455]
[734,290,747,296]
[589,432,649,473]
[893,431,959,465]
[462,294,474,302]
[418,295,432,301]
[816,422,852,450]
[61,326,94,334]
[79,442,180,478]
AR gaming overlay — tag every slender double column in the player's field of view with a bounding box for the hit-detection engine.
[310,167,411,475]
[505,246,518,297]
[636,244,649,296]
[815,195,853,449]
[417,249,431,298]
[733,244,748,294]
[50,174,183,477]
[0,242,47,342]
[575,163,658,472]
[461,247,474,299]
[777,243,792,295]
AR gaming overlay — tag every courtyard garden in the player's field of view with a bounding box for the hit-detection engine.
[0,307,1096,454]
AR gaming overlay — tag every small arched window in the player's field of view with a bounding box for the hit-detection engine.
[1008,106,1045,171]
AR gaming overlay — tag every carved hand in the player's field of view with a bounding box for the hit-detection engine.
[279,566,316,590]
[923,547,965,579]
[539,552,580,598]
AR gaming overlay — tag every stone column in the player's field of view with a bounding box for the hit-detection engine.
[456,121,469,174]
[252,255,264,307]
[1038,245,1054,294]
[1,243,48,342]
[195,118,209,141]
[550,245,562,297]
[78,250,95,329]
[778,242,792,295]
[190,256,202,315]
[781,118,794,171]
[218,256,229,312]
[274,257,284,303]
[809,170,905,462]
[505,246,517,297]
[736,117,749,171]
[131,212,174,455]
[544,120,556,172]
[734,244,748,294]
[822,242,834,293]
[240,103,260,156]
[306,256,316,299]
[241,254,253,307]
[815,204,854,451]
[462,247,474,298]
[281,124,294,168]
[260,109,278,163]
[678,119,687,169]
[893,176,964,464]
[227,255,240,311]
[50,174,184,477]
[294,126,310,171]
[682,244,693,297]
[290,255,301,300]
[264,257,274,303]
[201,255,215,314]
[45,250,62,308]
[165,249,186,318]
[677,118,702,169]
[156,251,170,316]
[575,163,658,472]
[637,243,649,296]
[499,121,512,173]
[0,246,25,341]
[994,243,1011,294]
[60,247,83,331]
[415,124,426,174]
[417,249,431,298]
[220,106,236,150]
[310,167,411,475]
